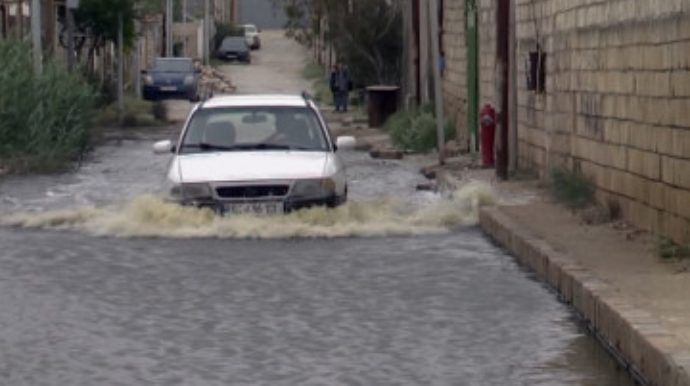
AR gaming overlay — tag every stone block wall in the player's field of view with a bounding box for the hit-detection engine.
[442,0,690,243]
[515,0,690,242]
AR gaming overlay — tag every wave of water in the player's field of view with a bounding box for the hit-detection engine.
[0,182,496,239]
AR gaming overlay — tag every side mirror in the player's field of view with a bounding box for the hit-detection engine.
[152,139,174,154]
[335,136,356,151]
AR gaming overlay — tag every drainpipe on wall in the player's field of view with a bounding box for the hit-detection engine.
[508,0,518,174]
[495,0,510,180]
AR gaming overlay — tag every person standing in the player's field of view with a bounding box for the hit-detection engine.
[329,65,340,111]
[330,63,351,112]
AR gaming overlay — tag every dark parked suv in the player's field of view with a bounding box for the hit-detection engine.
[141,57,201,101]
[216,37,251,63]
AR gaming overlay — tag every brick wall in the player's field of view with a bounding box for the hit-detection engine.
[515,0,690,242]
[443,0,690,243]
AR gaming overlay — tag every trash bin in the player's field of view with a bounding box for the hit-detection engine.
[366,85,400,128]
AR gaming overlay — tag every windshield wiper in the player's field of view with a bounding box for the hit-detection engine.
[181,143,319,152]
[181,143,239,152]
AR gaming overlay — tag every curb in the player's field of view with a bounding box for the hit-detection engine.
[436,170,690,386]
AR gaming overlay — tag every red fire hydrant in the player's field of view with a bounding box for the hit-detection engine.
[480,104,496,167]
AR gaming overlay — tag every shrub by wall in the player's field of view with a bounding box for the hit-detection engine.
[0,39,96,173]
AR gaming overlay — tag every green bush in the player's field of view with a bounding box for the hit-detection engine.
[384,104,455,153]
[549,168,594,209]
[0,38,96,172]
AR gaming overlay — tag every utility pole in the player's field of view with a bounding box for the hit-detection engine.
[495,0,510,180]
[182,0,187,56]
[30,0,41,75]
[66,0,78,71]
[508,0,518,174]
[165,0,173,56]
[117,11,124,126]
[204,0,210,65]
[134,3,141,98]
[428,0,445,165]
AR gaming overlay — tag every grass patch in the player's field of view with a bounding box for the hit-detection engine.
[383,104,455,153]
[94,94,167,128]
[302,62,325,80]
[653,236,690,260]
[549,168,594,209]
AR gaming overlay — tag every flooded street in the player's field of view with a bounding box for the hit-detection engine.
[0,31,637,385]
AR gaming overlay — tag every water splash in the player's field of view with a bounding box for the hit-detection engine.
[1,181,496,239]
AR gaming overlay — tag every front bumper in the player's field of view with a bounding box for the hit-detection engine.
[178,194,344,215]
[143,84,196,100]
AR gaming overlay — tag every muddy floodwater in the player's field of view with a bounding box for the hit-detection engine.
[0,30,637,386]
[0,137,636,386]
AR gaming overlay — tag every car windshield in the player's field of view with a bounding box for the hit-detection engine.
[179,106,330,153]
[152,59,193,72]
[221,38,246,50]
[244,25,257,34]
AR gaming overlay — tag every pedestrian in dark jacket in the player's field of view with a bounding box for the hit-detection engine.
[329,65,339,111]
[330,63,351,112]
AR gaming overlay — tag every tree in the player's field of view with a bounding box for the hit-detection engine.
[60,0,137,73]
[273,0,402,86]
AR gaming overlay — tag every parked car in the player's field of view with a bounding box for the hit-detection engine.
[243,24,261,50]
[141,57,201,102]
[216,36,251,63]
[151,93,356,215]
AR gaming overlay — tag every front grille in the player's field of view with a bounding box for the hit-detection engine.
[216,185,290,199]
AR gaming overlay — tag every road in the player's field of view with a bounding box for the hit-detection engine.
[0,31,636,385]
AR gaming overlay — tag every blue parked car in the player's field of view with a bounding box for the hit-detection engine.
[142,57,201,102]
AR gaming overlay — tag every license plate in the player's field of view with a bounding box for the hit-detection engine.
[223,202,284,216]
[226,54,237,59]
[160,86,177,91]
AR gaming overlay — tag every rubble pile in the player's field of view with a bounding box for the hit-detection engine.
[198,64,236,97]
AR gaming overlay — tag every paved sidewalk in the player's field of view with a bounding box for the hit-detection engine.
[435,159,690,386]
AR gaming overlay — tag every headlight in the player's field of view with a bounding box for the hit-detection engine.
[170,183,213,200]
[143,75,153,85]
[290,178,336,198]
[184,75,194,85]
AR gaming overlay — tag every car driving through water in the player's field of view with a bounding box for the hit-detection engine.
[152,94,355,215]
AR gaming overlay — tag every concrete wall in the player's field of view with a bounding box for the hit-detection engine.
[442,0,690,244]
[441,0,496,150]
[441,1,467,147]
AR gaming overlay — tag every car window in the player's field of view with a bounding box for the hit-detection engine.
[221,38,246,49]
[153,59,193,72]
[244,26,256,34]
[179,107,329,152]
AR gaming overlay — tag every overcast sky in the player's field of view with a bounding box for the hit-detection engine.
[239,0,288,29]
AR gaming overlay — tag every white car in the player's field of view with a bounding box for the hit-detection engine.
[152,94,355,215]
[242,24,261,50]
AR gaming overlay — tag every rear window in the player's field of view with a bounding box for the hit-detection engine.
[221,38,246,49]
[153,59,193,72]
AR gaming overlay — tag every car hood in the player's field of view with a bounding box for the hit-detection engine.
[172,151,332,182]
